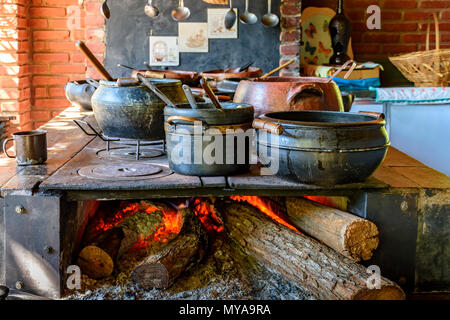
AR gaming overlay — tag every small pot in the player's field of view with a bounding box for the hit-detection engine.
[64,79,99,111]
[253,111,390,186]
[91,79,187,140]
[234,77,345,117]
[164,102,254,176]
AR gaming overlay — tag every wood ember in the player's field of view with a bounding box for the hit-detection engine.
[285,197,379,261]
[77,201,170,279]
[219,200,405,300]
[131,208,208,290]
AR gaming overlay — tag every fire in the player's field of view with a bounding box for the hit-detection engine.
[86,201,183,251]
[192,198,224,233]
[230,196,300,233]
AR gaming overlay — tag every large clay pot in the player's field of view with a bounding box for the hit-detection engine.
[253,111,390,186]
[91,79,187,140]
[234,77,345,117]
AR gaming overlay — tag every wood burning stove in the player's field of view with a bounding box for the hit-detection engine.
[1,107,448,299]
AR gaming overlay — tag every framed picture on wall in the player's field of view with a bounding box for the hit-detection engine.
[207,8,238,39]
[178,23,209,53]
[149,36,180,66]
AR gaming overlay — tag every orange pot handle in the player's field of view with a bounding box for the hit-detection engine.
[286,83,324,107]
[252,119,284,135]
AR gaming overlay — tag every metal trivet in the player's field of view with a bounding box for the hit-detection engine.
[74,120,166,160]
[97,146,164,161]
[78,162,172,181]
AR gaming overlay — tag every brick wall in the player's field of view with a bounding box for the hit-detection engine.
[280,0,450,75]
[0,0,104,133]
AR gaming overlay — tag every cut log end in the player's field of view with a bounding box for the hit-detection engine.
[353,285,406,300]
[131,263,169,290]
[77,245,114,279]
[344,220,379,261]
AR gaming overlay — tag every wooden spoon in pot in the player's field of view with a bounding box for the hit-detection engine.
[200,78,222,109]
[135,73,178,108]
[76,41,113,81]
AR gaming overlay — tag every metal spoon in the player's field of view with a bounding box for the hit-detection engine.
[135,73,177,108]
[145,0,160,18]
[261,0,279,28]
[182,85,199,109]
[101,0,110,20]
[171,0,190,22]
[224,0,237,30]
[240,0,257,25]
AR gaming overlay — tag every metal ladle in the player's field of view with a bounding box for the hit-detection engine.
[135,73,178,108]
[171,0,190,22]
[101,0,110,19]
[224,0,237,30]
[261,0,279,28]
[240,0,257,25]
[145,0,159,18]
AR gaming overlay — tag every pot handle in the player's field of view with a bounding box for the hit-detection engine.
[286,83,324,107]
[252,119,284,135]
[167,115,206,127]
[2,138,15,158]
[358,111,385,120]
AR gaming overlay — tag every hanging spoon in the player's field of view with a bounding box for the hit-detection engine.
[145,0,159,18]
[240,0,257,25]
[171,0,190,22]
[261,0,279,28]
[101,0,110,20]
[224,0,237,30]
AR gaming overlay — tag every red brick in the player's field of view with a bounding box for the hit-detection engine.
[420,1,450,8]
[50,64,86,74]
[33,53,69,63]
[33,30,69,40]
[29,7,66,17]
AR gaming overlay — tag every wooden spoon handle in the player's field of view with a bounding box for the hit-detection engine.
[261,59,295,78]
[200,78,222,109]
[76,41,113,81]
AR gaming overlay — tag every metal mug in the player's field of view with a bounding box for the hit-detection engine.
[2,130,47,165]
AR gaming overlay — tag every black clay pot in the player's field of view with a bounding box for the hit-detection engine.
[91,79,187,140]
[64,79,99,111]
[253,111,390,186]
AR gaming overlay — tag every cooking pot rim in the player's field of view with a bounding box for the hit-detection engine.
[260,111,385,128]
[165,102,254,113]
[98,78,182,88]
[245,76,336,84]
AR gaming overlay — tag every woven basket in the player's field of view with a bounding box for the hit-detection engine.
[202,0,228,4]
[389,13,450,87]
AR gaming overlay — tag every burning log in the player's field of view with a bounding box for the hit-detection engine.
[131,207,208,290]
[77,201,178,279]
[285,197,379,261]
[220,201,405,300]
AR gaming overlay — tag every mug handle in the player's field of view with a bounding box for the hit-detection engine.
[2,138,15,158]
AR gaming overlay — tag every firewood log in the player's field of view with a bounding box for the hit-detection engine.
[77,202,167,279]
[285,197,379,261]
[219,201,405,300]
[131,208,208,290]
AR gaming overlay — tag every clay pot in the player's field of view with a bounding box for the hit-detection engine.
[234,77,345,117]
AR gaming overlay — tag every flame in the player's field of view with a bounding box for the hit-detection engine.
[86,201,183,252]
[230,196,300,233]
[192,198,224,233]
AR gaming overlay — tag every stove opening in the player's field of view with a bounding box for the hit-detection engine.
[64,195,399,301]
